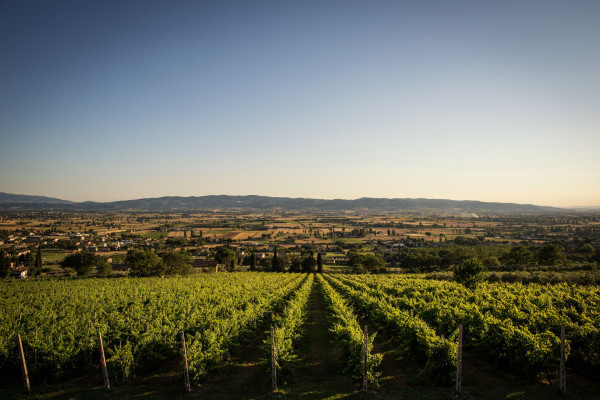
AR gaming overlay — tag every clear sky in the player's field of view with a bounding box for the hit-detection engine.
[1,0,599,207]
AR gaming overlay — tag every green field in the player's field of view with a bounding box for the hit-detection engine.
[42,251,71,263]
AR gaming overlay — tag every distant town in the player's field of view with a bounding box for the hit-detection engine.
[1,210,599,285]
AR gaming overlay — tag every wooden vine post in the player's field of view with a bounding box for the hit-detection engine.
[17,334,30,393]
[34,327,38,366]
[98,331,110,391]
[89,320,94,365]
[180,331,191,392]
[363,325,368,392]
[270,326,277,392]
[456,324,463,392]
[560,323,566,395]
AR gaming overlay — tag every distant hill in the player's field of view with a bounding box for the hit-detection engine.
[0,192,74,204]
[0,193,569,214]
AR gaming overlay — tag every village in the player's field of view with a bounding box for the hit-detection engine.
[1,210,599,280]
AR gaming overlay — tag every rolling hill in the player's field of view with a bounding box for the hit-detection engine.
[0,193,569,214]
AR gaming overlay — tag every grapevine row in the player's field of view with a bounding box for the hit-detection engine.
[266,273,314,383]
[338,274,565,378]
[184,273,307,382]
[316,274,382,384]
[324,274,456,384]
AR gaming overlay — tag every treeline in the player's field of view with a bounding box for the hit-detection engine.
[59,249,195,277]
[426,269,600,286]
[388,242,599,272]
[239,245,323,274]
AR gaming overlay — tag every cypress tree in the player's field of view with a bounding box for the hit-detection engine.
[34,244,42,276]
[250,251,256,271]
[317,252,323,273]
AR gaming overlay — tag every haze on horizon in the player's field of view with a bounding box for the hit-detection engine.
[1,0,599,208]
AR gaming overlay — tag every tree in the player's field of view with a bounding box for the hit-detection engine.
[126,249,165,277]
[502,245,534,266]
[302,255,316,273]
[537,244,565,266]
[160,250,193,275]
[22,252,34,268]
[272,245,281,272]
[316,252,323,273]
[250,251,257,271]
[454,258,486,290]
[580,244,596,262]
[289,254,303,273]
[279,253,292,272]
[0,252,11,277]
[215,247,237,267]
[348,252,386,274]
[96,259,113,276]
[61,251,100,276]
[33,244,43,276]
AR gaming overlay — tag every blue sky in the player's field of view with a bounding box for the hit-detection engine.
[1,0,599,206]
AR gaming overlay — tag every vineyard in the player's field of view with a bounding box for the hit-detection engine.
[1,273,600,399]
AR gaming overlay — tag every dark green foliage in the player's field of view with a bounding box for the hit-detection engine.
[453,236,482,246]
[302,255,316,273]
[95,259,113,276]
[348,252,385,273]
[214,246,237,267]
[502,245,535,266]
[250,251,256,271]
[126,249,165,277]
[454,258,486,289]
[20,252,34,268]
[32,244,43,276]
[580,244,596,262]
[279,253,292,271]
[317,252,323,273]
[289,254,303,273]
[537,244,565,266]
[61,251,102,276]
[394,245,507,272]
[0,253,10,277]
[160,250,193,275]
[272,245,281,272]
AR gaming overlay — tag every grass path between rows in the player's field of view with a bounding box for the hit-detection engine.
[201,278,363,399]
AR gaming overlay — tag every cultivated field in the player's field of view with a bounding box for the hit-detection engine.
[2,273,599,399]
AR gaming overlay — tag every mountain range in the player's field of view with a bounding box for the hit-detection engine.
[0,192,572,214]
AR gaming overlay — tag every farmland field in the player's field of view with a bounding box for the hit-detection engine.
[2,273,600,399]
